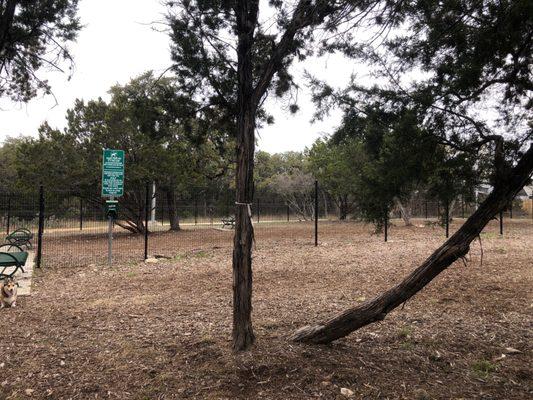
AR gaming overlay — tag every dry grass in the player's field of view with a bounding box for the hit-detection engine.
[1,219,531,399]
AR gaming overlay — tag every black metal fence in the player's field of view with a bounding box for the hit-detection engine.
[0,184,531,268]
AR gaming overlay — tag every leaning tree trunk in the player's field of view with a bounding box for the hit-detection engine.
[165,189,181,231]
[232,0,258,351]
[291,145,533,344]
[394,197,412,226]
[114,192,146,234]
[448,198,457,220]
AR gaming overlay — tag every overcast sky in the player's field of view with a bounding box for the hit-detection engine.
[0,0,365,153]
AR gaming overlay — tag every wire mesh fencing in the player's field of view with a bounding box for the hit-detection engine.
[0,185,531,268]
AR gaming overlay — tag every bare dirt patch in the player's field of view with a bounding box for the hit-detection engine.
[1,219,531,399]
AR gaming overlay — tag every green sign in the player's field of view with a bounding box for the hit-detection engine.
[105,200,119,219]
[101,149,125,197]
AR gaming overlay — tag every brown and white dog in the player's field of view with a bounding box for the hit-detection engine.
[0,278,18,308]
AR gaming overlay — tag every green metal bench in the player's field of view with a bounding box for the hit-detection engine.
[5,228,33,249]
[0,244,27,279]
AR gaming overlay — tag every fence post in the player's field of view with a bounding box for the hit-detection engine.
[445,200,449,238]
[79,197,83,231]
[194,196,198,225]
[424,198,428,220]
[509,198,513,219]
[384,207,388,242]
[286,204,290,222]
[314,180,318,246]
[499,210,503,235]
[6,196,11,234]
[144,182,150,260]
[162,201,164,226]
[36,186,44,268]
[256,198,260,224]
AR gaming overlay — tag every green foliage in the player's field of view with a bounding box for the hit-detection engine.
[426,150,479,205]
[255,151,316,219]
[0,0,81,101]
[471,359,497,379]
[0,136,24,192]
[330,106,442,225]
[311,0,531,202]
[7,72,233,232]
[307,137,366,219]
[390,0,532,109]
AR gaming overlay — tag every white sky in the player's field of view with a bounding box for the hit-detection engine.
[0,0,364,153]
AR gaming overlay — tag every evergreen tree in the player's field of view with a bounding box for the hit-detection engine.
[0,0,81,101]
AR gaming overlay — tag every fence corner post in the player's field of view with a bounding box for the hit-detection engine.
[36,185,45,268]
[144,182,150,260]
[384,207,388,242]
[314,180,318,246]
[79,197,83,231]
[445,199,450,238]
[6,195,11,235]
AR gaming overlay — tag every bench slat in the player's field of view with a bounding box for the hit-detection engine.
[0,252,28,267]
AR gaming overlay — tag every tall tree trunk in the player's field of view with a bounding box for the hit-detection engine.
[394,197,412,226]
[232,0,259,351]
[290,145,533,344]
[166,189,180,231]
[338,195,348,220]
[448,198,457,220]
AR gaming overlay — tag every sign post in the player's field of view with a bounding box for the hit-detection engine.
[102,149,125,266]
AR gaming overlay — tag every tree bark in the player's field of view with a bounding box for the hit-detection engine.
[115,216,145,234]
[290,145,533,344]
[230,0,352,351]
[166,189,181,231]
[394,197,412,226]
[338,195,348,220]
[448,198,457,220]
[113,192,146,234]
[232,0,259,351]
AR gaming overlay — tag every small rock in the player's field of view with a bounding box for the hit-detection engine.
[504,347,522,354]
[321,380,331,387]
[0,362,4,368]
[59,360,66,367]
[25,388,34,396]
[493,354,506,362]
[145,258,159,264]
[340,387,354,397]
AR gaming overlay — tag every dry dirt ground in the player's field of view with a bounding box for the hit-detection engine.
[0,219,531,399]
